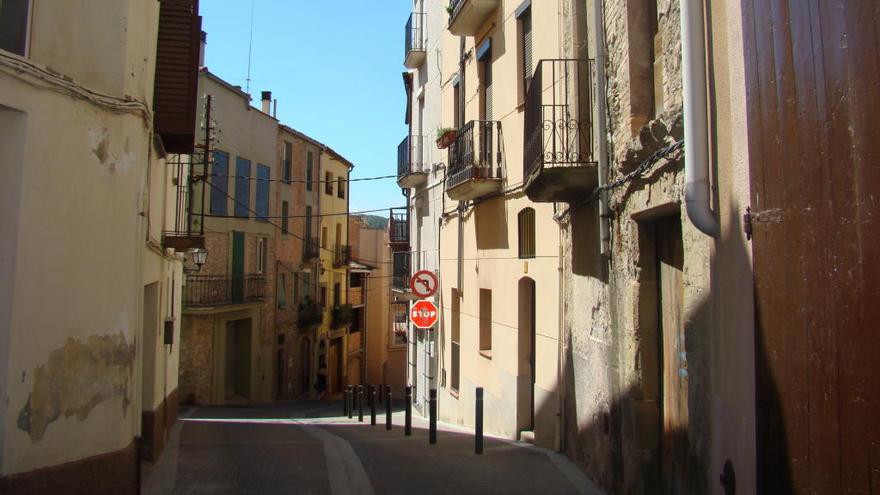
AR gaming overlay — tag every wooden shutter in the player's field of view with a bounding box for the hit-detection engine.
[523,11,533,87]
[234,157,250,218]
[154,0,201,152]
[306,151,314,190]
[210,151,228,215]
[281,200,289,234]
[255,164,269,221]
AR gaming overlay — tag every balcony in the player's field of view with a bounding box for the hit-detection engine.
[331,304,355,329]
[523,59,598,203]
[397,135,427,188]
[448,0,500,36]
[297,297,323,328]
[183,274,266,307]
[389,207,409,252]
[446,120,503,201]
[302,237,320,262]
[392,252,411,292]
[404,12,426,68]
[333,245,352,268]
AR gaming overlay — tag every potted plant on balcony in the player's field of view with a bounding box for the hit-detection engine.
[436,127,457,149]
[331,304,355,328]
[297,297,323,328]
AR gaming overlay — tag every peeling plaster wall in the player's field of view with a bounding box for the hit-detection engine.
[0,0,164,477]
[562,0,754,493]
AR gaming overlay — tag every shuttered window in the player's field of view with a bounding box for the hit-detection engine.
[337,177,345,199]
[522,9,533,90]
[306,151,314,191]
[234,157,250,218]
[518,207,536,259]
[210,151,229,215]
[283,141,292,182]
[281,200,289,234]
[325,172,333,195]
[256,164,270,221]
[484,60,493,121]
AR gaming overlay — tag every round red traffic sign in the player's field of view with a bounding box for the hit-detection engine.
[410,300,438,329]
[410,270,438,298]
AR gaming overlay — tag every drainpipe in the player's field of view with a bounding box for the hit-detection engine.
[593,0,611,255]
[682,0,719,237]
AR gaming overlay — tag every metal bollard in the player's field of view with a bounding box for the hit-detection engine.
[347,386,353,419]
[429,388,437,445]
[405,386,412,436]
[475,387,484,454]
[385,386,392,430]
[370,385,377,425]
[358,385,364,422]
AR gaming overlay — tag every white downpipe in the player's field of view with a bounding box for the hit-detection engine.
[682,0,719,237]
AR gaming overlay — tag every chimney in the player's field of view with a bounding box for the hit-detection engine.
[261,91,271,113]
[199,31,207,67]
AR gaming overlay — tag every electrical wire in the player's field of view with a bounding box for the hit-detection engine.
[203,206,404,220]
[205,173,398,184]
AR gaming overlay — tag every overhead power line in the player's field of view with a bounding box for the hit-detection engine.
[205,173,398,184]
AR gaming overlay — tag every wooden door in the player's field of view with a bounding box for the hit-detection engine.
[744,1,880,492]
[656,216,687,494]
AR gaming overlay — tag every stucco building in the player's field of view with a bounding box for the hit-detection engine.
[0,0,200,492]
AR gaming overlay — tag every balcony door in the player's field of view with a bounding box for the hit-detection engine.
[231,231,244,303]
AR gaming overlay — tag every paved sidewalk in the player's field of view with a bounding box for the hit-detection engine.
[142,400,606,495]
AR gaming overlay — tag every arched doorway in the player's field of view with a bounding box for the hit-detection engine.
[517,277,536,434]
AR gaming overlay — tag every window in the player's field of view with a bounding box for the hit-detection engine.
[337,177,345,199]
[210,151,229,215]
[234,157,251,218]
[256,237,268,274]
[281,200,289,234]
[305,206,313,239]
[278,273,287,309]
[479,289,492,354]
[325,172,333,195]
[321,226,328,248]
[350,272,362,288]
[518,208,536,258]
[333,282,341,307]
[0,0,30,56]
[518,4,533,96]
[306,151,314,191]
[451,288,461,392]
[649,0,663,117]
[255,164,270,221]
[477,38,493,121]
[283,141,292,182]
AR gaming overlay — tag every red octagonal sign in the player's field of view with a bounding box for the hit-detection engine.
[410,300,438,329]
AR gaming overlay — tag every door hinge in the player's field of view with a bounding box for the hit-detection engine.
[744,207,783,240]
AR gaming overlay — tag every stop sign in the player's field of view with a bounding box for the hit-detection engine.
[410,300,438,329]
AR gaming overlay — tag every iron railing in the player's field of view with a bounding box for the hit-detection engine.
[302,237,320,261]
[405,12,426,57]
[392,252,411,291]
[448,0,464,23]
[397,135,425,178]
[524,59,596,179]
[447,120,503,190]
[389,207,409,247]
[183,274,266,306]
[333,245,352,268]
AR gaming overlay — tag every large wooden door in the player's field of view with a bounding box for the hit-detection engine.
[744,1,880,492]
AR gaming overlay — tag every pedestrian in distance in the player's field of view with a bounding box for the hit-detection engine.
[315,364,328,400]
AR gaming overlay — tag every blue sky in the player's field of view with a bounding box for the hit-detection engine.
[201,0,411,215]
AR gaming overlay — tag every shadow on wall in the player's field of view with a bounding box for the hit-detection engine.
[474,198,509,250]
[555,202,788,494]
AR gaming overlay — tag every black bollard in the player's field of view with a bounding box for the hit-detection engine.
[370,385,377,425]
[343,385,349,416]
[429,388,437,445]
[385,385,392,430]
[347,386,353,419]
[475,387,484,454]
[358,385,364,422]
[405,386,412,436]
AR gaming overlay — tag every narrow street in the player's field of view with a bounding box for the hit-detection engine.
[143,400,603,495]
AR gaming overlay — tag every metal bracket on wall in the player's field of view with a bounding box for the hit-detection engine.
[743,207,783,240]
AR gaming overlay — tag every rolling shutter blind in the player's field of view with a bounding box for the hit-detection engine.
[523,11,533,86]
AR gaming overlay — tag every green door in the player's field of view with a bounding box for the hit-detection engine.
[231,232,244,303]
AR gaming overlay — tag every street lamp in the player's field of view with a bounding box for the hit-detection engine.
[184,248,208,275]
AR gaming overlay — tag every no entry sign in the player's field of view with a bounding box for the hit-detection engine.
[410,270,438,298]
[410,300,438,329]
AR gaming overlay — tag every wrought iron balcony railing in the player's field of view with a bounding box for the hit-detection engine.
[333,245,352,268]
[302,237,320,261]
[447,0,501,36]
[392,251,411,291]
[389,207,409,251]
[446,120,503,200]
[397,135,427,187]
[405,12,426,68]
[183,274,266,307]
[523,59,598,202]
